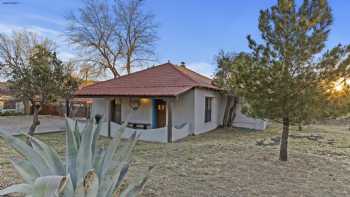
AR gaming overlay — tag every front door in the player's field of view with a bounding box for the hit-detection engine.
[111,99,122,124]
[155,99,166,128]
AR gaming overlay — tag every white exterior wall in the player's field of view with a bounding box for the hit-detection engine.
[120,98,152,124]
[233,104,267,130]
[172,90,195,134]
[193,88,224,135]
[91,98,108,121]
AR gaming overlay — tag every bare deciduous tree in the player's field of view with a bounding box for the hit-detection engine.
[66,0,158,78]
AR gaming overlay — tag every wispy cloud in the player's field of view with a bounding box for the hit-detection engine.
[25,14,67,27]
[0,23,76,61]
[0,23,61,37]
[186,62,217,78]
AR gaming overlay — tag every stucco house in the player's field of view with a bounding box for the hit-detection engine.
[75,62,266,142]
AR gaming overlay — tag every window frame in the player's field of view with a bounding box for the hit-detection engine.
[204,97,212,123]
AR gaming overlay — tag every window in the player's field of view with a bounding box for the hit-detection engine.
[111,99,122,124]
[205,97,212,122]
[4,100,16,109]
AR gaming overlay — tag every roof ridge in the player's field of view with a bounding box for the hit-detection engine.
[178,65,214,81]
[169,64,200,85]
[85,84,194,88]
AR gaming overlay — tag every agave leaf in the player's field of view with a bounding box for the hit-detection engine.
[76,119,95,185]
[65,118,79,186]
[100,132,138,197]
[63,175,75,197]
[112,162,129,191]
[74,170,99,197]
[119,166,154,197]
[32,176,68,197]
[73,180,85,197]
[74,120,81,144]
[115,132,139,163]
[93,147,106,178]
[26,134,65,175]
[10,158,40,183]
[100,161,129,197]
[84,170,99,197]
[91,120,101,161]
[0,183,32,195]
[0,131,51,176]
[100,127,124,177]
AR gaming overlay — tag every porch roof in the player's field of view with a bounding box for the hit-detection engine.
[75,63,220,97]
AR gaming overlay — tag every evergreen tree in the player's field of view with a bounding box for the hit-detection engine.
[229,0,333,161]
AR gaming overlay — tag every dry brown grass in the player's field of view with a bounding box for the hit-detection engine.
[1,123,350,196]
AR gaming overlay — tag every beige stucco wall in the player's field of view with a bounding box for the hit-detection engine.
[193,88,224,135]
[172,89,195,133]
[91,98,108,121]
[120,97,152,124]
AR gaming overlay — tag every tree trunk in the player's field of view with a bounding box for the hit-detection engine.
[65,98,70,117]
[110,67,120,78]
[223,95,239,127]
[279,117,289,161]
[27,104,41,144]
[298,123,302,131]
[23,99,31,115]
[126,55,131,74]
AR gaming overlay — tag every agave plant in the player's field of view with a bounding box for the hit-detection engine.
[0,117,152,197]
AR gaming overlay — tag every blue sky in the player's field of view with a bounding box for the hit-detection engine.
[0,0,349,78]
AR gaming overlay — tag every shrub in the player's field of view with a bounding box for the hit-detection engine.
[0,111,24,116]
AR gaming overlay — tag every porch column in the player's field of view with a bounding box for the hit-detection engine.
[106,99,111,138]
[167,99,173,143]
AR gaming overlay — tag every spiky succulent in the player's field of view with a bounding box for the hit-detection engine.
[0,118,152,197]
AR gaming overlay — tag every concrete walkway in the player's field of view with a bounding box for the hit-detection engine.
[0,115,66,135]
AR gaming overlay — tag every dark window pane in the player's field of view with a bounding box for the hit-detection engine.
[205,97,212,122]
[4,100,16,109]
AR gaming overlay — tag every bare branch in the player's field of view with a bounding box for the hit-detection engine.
[66,0,158,77]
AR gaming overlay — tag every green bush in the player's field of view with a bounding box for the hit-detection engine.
[0,111,24,116]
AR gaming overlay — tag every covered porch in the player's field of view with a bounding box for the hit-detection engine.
[91,96,190,143]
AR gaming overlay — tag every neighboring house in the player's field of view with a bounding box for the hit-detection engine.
[38,81,95,117]
[0,82,24,113]
[75,63,266,142]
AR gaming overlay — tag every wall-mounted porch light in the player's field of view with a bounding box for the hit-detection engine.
[129,97,140,111]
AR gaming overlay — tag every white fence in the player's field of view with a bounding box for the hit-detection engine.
[233,112,267,130]
[78,121,190,143]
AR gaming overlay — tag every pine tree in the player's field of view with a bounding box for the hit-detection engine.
[237,0,333,161]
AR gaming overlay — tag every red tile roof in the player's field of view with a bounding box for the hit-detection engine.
[75,63,220,97]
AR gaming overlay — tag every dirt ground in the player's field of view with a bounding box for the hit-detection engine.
[1,123,350,197]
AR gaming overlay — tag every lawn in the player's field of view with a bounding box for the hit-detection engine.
[1,122,350,196]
